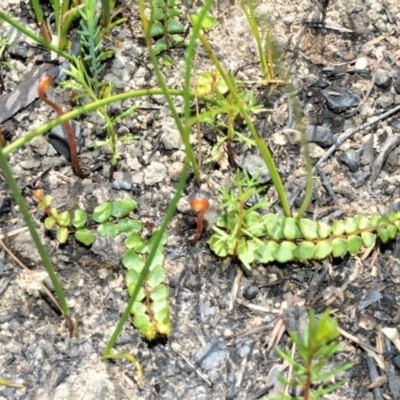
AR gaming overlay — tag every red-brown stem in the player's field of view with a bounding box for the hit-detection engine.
[190,198,210,243]
[38,75,85,178]
[38,22,52,43]
[0,125,6,147]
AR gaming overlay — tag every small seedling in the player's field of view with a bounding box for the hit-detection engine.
[274,309,352,400]
[34,190,171,340]
[61,2,137,180]
[78,0,116,97]
[209,170,272,268]
[31,0,83,50]
[195,71,261,164]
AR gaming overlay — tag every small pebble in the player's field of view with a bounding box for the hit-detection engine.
[243,285,259,300]
[350,170,371,189]
[339,149,361,172]
[306,125,336,147]
[322,87,360,113]
[394,72,400,95]
[374,68,392,89]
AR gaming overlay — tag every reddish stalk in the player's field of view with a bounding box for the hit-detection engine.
[190,198,210,243]
[0,125,6,147]
[38,75,84,178]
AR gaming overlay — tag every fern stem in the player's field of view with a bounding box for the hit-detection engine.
[103,162,189,355]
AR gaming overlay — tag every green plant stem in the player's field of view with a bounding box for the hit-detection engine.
[31,0,45,24]
[103,161,189,355]
[51,0,61,48]
[241,0,272,81]
[59,8,80,50]
[197,32,291,217]
[304,351,313,400]
[183,0,214,176]
[31,0,51,43]
[101,0,111,28]
[2,89,219,156]
[62,0,71,16]
[282,81,312,219]
[234,197,245,256]
[138,0,199,180]
[0,145,70,316]
[0,378,24,389]
[183,0,214,137]
[0,11,74,62]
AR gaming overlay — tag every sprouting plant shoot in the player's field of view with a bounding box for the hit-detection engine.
[60,0,135,180]
[274,309,352,400]
[195,71,260,164]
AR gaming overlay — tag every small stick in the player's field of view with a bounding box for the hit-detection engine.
[38,75,85,178]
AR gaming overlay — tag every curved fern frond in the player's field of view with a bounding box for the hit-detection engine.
[210,209,400,269]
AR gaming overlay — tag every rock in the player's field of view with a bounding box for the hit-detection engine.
[112,171,133,190]
[0,198,12,215]
[243,285,259,300]
[306,125,336,146]
[48,121,84,160]
[161,125,182,150]
[350,170,371,188]
[322,87,360,113]
[238,154,271,183]
[374,68,392,89]
[302,75,329,89]
[20,159,41,169]
[144,161,167,185]
[9,43,29,59]
[355,57,368,71]
[90,234,125,266]
[237,338,254,357]
[272,132,287,145]
[339,149,361,172]
[131,171,144,184]
[376,94,394,109]
[194,337,228,371]
[31,136,49,156]
[307,143,325,158]
[359,102,375,118]
[361,134,374,166]
[393,355,400,371]
[50,361,125,400]
[394,72,400,95]
[168,161,184,181]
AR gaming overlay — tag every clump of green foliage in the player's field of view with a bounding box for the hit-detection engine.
[30,0,125,52]
[149,0,185,65]
[275,309,351,400]
[35,190,171,340]
[195,70,261,164]
[210,172,400,269]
